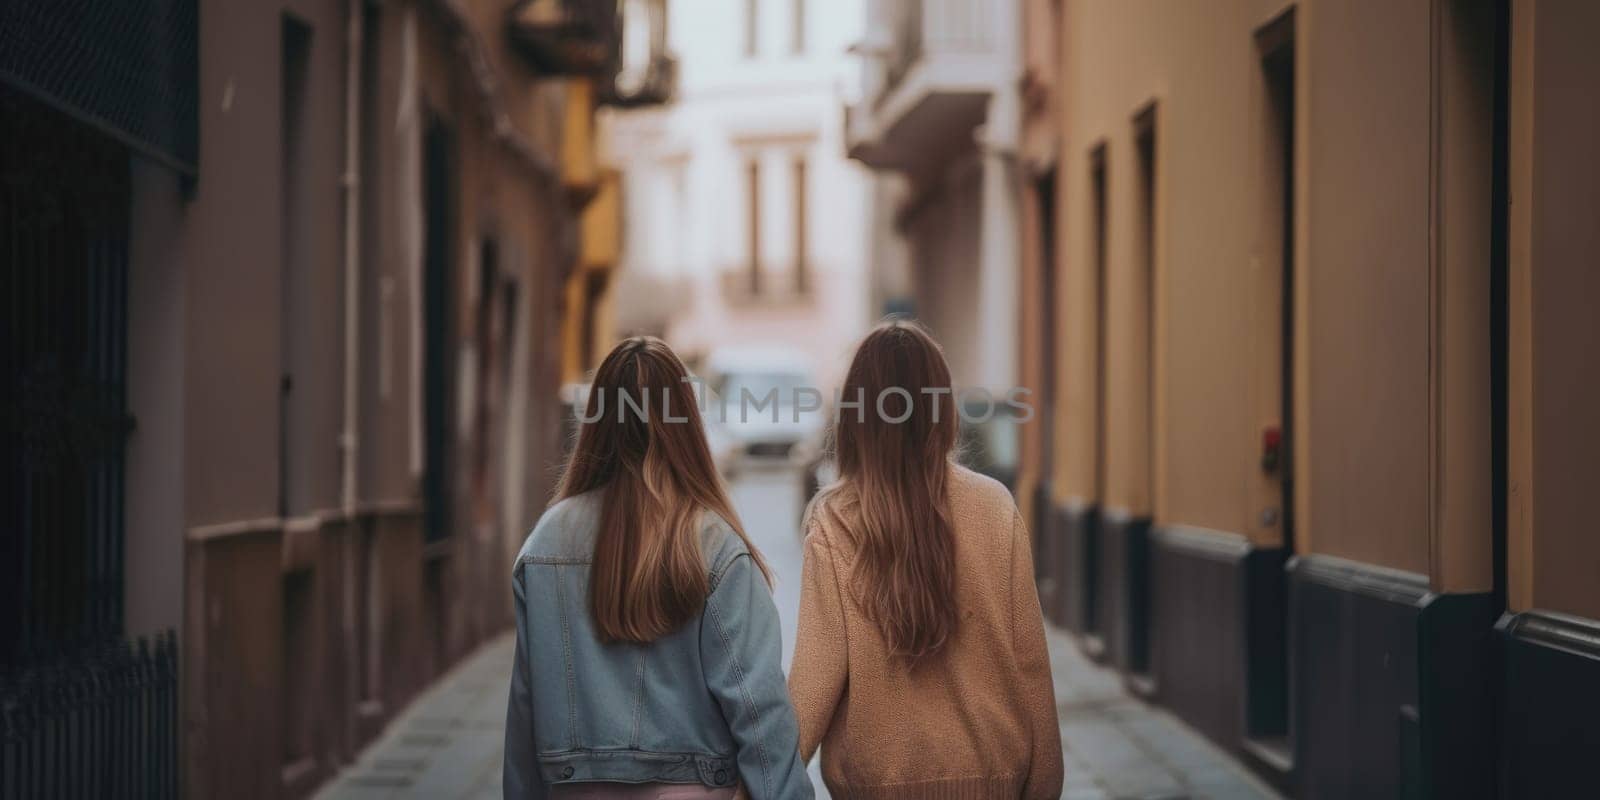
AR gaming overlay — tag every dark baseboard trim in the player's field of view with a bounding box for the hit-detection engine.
[1289,552,1430,604]
[1417,592,1498,800]
[1499,609,1600,656]
[1291,554,1497,800]
[1153,524,1252,561]
[1099,508,1152,674]
[1146,533,1504,799]
[1051,499,1099,638]
[1242,547,1291,766]
[1148,525,1255,756]
[1291,553,1423,799]
[1147,525,1295,795]
[1497,609,1600,798]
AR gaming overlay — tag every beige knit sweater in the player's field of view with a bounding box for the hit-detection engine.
[788,464,1063,800]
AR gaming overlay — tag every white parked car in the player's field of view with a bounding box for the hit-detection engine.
[701,346,826,473]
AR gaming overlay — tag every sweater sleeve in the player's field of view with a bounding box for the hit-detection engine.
[1009,508,1064,800]
[788,525,849,764]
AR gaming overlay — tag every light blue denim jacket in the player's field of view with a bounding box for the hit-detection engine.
[503,492,813,800]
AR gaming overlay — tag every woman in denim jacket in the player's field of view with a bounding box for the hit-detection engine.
[504,337,813,800]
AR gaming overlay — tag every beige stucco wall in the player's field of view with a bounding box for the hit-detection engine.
[1508,0,1600,619]
[1055,0,1293,541]
[1052,0,1501,584]
[1300,0,1433,574]
[1300,0,1494,587]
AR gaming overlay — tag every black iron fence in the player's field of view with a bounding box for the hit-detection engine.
[2,82,177,800]
[2,86,133,668]
[0,632,178,799]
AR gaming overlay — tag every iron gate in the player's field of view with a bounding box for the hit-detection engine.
[1,88,177,799]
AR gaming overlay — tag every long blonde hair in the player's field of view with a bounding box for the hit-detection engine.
[825,319,960,660]
[556,336,771,643]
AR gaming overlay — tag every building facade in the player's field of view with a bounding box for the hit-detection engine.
[1022,0,1600,797]
[1014,0,1063,569]
[845,0,1025,396]
[2,0,644,796]
[603,0,873,388]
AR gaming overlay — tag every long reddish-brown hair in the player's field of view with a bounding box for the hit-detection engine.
[556,336,771,643]
[823,319,960,660]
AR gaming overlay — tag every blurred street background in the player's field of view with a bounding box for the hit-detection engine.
[5,0,1598,799]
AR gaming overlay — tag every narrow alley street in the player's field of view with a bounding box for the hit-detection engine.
[316,466,1281,800]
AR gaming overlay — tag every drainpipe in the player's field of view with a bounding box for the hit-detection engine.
[340,0,364,516]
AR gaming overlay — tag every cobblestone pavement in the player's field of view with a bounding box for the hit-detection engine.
[317,467,1281,800]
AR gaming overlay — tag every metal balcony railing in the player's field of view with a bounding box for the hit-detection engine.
[601,0,676,107]
[507,0,620,76]
[875,0,994,109]
[602,52,677,108]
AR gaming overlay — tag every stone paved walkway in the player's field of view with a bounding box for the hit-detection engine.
[314,634,512,800]
[1044,629,1281,800]
[315,626,1280,800]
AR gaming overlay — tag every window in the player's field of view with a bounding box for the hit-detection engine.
[792,0,805,54]
[744,0,759,57]
[793,156,808,293]
[746,159,762,294]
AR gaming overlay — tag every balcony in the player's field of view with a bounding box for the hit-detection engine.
[599,0,677,107]
[601,52,677,108]
[845,0,1010,173]
[0,0,198,173]
[507,0,619,75]
[561,78,602,207]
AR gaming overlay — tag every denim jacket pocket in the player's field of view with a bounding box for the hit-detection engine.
[695,755,737,788]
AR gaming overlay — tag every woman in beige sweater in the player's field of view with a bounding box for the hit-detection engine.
[789,320,1063,800]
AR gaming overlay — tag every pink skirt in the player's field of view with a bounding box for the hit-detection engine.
[550,783,738,800]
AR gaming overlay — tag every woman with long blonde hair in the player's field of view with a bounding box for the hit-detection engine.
[789,320,1062,799]
[504,336,813,800]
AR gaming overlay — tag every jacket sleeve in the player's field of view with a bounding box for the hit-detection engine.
[701,552,815,800]
[504,564,549,800]
[1009,508,1064,799]
[787,528,848,764]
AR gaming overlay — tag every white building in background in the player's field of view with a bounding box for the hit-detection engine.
[603,0,873,389]
[844,0,1023,394]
